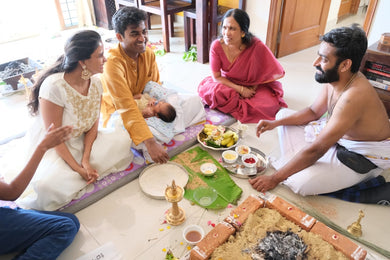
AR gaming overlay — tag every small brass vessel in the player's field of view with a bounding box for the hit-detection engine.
[347,210,364,237]
[165,180,185,226]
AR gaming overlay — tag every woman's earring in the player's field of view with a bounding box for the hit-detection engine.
[81,65,92,80]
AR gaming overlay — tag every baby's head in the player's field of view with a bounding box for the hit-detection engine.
[154,101,176,122]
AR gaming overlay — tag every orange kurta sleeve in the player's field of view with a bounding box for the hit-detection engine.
[101,44,160,145]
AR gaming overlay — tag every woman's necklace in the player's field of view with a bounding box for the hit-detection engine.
[327,73,357,118]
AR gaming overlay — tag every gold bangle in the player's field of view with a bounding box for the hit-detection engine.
[240,86,243,95]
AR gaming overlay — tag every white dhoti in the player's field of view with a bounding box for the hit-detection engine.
[272,108,389,196]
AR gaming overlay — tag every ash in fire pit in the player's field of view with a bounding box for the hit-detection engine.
[246,230,307,260]
[211,208,348,260]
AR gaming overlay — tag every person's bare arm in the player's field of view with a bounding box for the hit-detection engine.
[40,98,89,180]
[256,85,329,137]
[250,86,361,192]
[81,118,99,185]
[0,125,72,201]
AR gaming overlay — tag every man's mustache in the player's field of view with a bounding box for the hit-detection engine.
[315,65,324,73]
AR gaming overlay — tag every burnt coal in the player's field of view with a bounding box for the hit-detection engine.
[250,230,307,260]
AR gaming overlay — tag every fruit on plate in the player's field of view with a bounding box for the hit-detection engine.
[200,124,238,148]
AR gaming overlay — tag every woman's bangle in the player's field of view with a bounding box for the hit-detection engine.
[240,86,243,95]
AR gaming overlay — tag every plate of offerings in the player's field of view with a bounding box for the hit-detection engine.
[197,124,240,151]
[221,147,268,178]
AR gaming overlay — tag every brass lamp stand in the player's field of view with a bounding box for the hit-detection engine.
[165,180,185,226]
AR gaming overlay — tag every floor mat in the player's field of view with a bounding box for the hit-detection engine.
[0,108,236,214]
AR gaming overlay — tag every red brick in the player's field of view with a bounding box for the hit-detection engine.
[311,221,367,260]
[224,194,265,230]
[265,194,316,231]
[190,222,236,260]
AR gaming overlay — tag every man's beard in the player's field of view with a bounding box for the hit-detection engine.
[315,63,340,83]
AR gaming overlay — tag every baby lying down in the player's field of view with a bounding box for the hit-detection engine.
[104,81,206,162]
[133,93,176,123]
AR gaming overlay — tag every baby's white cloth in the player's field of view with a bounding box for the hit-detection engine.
[143,81,206,144]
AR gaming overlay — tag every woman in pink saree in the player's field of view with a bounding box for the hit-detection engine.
[198,9,287,123]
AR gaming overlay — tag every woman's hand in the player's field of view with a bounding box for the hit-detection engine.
[240,86,256,99]
[79,162,99,185]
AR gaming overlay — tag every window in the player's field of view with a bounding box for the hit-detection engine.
[55,0,78,29]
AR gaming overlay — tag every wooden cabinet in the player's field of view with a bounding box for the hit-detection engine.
[93,0,117,30]
[360,41,390,118]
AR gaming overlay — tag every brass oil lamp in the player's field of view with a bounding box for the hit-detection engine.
[165,180,185,225]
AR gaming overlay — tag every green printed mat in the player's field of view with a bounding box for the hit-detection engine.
[171,146,242,209]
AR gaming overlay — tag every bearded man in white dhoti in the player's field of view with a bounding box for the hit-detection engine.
[249,24,390,203]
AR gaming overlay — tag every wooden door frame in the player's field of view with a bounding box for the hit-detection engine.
[266,0,378,56]
[362,0,378,34]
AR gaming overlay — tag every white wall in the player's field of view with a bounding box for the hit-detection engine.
[245,0,270,42]
[367,0,390,46]
[328,0,342,24]
[0,0,60,43]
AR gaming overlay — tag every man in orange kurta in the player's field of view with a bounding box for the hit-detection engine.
[101,6,169,163]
